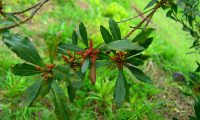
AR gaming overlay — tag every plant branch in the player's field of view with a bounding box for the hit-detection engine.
[9,1,43,15]
[144,13,154,29]
[123,0,167,39]
[0,0,49,31]
[117,7,154,24]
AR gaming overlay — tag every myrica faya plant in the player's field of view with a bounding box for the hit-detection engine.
[1,18,154,119]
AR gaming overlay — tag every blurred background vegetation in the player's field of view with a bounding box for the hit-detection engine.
[0,0,199,119]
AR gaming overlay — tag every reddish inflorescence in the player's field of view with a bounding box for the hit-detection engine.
[76,40,100,84]
[76,40,100,63]
[62,51,80,70]
[61,40,100,85]
[35,64,55,80]
[110,51,127,69]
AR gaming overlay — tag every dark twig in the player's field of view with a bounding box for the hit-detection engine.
[0,0,49,31]
[130,26,142,29]
[144,13,154,29]
[117,7,154,23]
[124,0,167,39]
[9,1,42,15]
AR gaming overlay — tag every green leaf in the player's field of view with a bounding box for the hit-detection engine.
[12,63,43,76]
[22,80,42,107]
[100,25,113,44]
[0,29,10,36]
[125,57,144,66]
[75,70,86,80]
[72,30,78,45]
[51,81,71,120]
[189,72,199,82]
[81,58,90,73]
[132,28,154,43]
[171,4,178,14]
[195,62,200,73]
[134,54,150,61]
[144,0,158,10]
[0,13,20,27]
[37,80,52,98]
[97,52,110,60]
[126,38,153,57]
[126,64,152,83]
[109,18,121,40]
[189,116,197,120]
[194,98,200,119]
[49,33,61,63]
[58,42,84,54]
[140,37,153,49]
[172,117,179,120]
[5,13,20,21]
[114,69,128,107]
[107,40,144,51]
[53,65,71,81]
[67,82,76,102]
[3,34,44,67]
[166,10,173,18]
[79,22,88,47]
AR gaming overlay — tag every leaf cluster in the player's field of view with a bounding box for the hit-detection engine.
[1,18,154,119]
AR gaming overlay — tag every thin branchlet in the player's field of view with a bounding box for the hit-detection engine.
[123,0,167,39]
[117,7,154,24]
[0,0,49,31]
[9,1,43,15]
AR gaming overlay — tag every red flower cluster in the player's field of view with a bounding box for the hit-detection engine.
[35,64,55,80]
[76,40,100,63]
[76,40,100,85]
[110,51,127,69]
[62,51,80,70]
